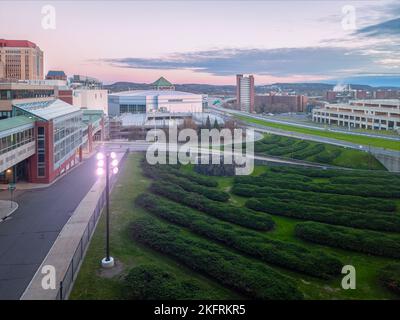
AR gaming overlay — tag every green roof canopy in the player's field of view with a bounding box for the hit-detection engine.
[151,76,173,87]
[0,115,35,133]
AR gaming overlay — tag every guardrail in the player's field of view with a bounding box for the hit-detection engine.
[57,149,129,300]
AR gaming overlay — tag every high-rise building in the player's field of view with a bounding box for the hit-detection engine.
[0,39,44,81]
[236,74,255,112]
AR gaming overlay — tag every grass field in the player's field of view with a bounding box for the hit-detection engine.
[71,154,400,300]
[235,114,400,151]
[255,134,385,170]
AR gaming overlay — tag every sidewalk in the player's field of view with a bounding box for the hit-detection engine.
[0,200,18,221]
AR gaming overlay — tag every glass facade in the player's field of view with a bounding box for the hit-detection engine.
[120,104,146,114]
[53,114,82,168]
[0,127,34,155]
[0,89,54,100]
[37,126,45,177]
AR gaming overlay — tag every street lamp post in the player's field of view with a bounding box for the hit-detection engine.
[96,151,118,269]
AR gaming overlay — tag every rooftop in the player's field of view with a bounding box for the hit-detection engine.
[350,99,400,105]
[151,76,173,87]
[0,116,35,133]
[0,39,38,49]
[109,90,199,97]
[14,99,82,121]
[82,110,104,124]
[46,70,66,77]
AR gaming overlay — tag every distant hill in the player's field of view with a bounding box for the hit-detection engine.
[104,81,399,96]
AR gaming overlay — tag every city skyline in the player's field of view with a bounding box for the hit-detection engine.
[0,0,399,86]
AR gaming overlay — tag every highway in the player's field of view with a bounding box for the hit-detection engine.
[210,105,400,142]
[209,107,400,158]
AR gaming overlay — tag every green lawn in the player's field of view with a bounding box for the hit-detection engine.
[70,154,239,300]
[235,115,400,151]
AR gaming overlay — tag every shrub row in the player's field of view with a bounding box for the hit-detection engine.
[122,264,220,300]
[265,141,309,157]
[270,166,400,181]
[291,143,325,160]
[379,263,400,296]
[136,193,342,279]
[260,171,313,182]
[141,161,219,188]
[314,149,341,164]
[235,175,400,198]
[260,134,282,145]
[131,216,303,300]
[329,176,400,190]
[294,221,400,259]
[231,184,396,212]
[246,197,400,232]
[142,163,229,201]
[150,182,275,231]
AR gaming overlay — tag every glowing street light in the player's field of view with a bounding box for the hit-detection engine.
[96,151,119,269]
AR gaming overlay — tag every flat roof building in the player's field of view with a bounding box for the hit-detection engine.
[312,99,400,131]
[108,89,203,116]
[46,70,67,81]
[0,39,44,81]
[236,74,255,113]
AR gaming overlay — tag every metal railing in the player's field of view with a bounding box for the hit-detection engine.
[57,149,129,300]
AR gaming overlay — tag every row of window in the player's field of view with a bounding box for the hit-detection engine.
[53,115,82,168]
[0,89,54,100]
[0,128,34,155]
[37,126,46,177]
[120,104,146,114]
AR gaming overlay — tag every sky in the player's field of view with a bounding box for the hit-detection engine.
[0,0,399,86]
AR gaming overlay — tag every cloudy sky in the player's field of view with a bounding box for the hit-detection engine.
[0,0,399,85]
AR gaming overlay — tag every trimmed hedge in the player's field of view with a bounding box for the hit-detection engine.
[246,197,400,232]
[136,193,342,279]
[142,162,228,201]
[235,175,400,198]
[131,216,303,300]
[141,160,218,188]
[379,263,400,296]
[314,149,341,163]
[270,166,400,181]
[292,143,325,160]
[231,184,396,213]
[330,176,400,190]
[122,264,220,300]
[150,182,275,231]
[294,221,400,258]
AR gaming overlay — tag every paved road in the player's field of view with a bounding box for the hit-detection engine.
[209,107,400,158]
[0,154,101,299]
[210,106,400,142]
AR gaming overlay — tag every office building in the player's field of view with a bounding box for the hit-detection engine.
[312,99,400,131]
[0,99,106,184]
[236,74,255,113]
[255,93,308,113]
[0,39,44,80]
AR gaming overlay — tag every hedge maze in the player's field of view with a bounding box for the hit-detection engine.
[254,134,385,170]
[127,160,400,299]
